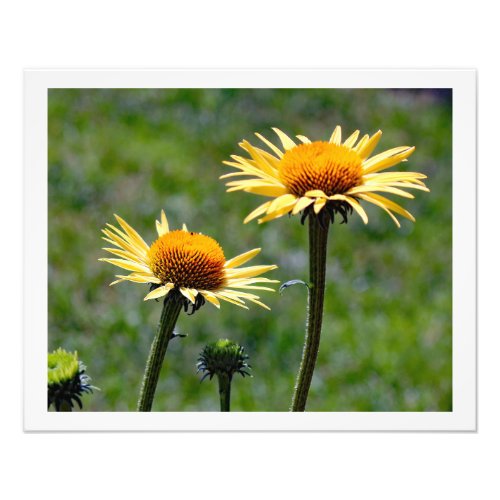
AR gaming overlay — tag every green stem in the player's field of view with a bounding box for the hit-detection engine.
[217,373,232,412]
[291,216,329,411]
[137,297,182,411]
[59,401,72,412]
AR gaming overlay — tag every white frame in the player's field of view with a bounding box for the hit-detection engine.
[24,69,476,431]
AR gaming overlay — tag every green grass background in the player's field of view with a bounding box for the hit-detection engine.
[48,88,452,411]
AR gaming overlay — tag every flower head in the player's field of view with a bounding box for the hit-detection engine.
[48,348,94,411]
[100,210,278,312]
[197,339,251,381]
[222,126,429,227]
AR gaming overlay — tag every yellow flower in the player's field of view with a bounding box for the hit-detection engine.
[100,211,278,310]
[222,126,429,227]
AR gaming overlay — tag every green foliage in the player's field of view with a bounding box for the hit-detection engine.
[48,88,452,411]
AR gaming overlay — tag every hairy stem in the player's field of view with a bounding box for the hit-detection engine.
[217,373,232,412]
[137,297,182,411]
[291,216,329,411]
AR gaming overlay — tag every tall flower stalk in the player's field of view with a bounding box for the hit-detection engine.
[137,293,182,411]
[222,126,429,410]
[291,215,329,411]
[100,210,277,411]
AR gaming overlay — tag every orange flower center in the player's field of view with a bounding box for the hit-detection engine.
[278,141,363,197]
[149,230,226,290]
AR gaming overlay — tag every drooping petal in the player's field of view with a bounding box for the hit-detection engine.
[258,204,295,223]
[313,197,327,214]
[243,201,273,224]
[267,193,298,214]
[357,193,415,222]
[304,189,328,198]
[143,284,174,301]
[200,291,220,309]
[343,195,369,224]
[212,292,249,309]
[291,196,315,215]
[179,287,196,304]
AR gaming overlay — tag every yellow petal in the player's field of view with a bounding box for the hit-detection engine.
[182,223,188,232]
[99,258,151,274]
[102,247,147,264]
[242,185,289,197]
[255,132,284,158]
[114,214,150,253]
[245,298,271,310]
[225,178,283,190]
[313,198,327,214]
[356,130,382,159]
[362,146,415,174]
[329,126,342,145]
[363,171,427,181]
[109,278,126,286]
[179,287,196,303]
[244,201,273,224]
[225,265,278,279]
[343,130,360,148]
[353,134,369,153]
[375,181,429,192]
[347,185,415,199]
[143,285,173,301]
[258,205,294,223]
[225,248,261,269]
[226,277,280,286]
[116,273,161,284]
[267,193,298,213]
[291,196,315,215]
[357,193,415,222]
[239,140,280,176]
[272,128,297,150]
[226,284,276,292]
[212,292,249,309]
[200,291,220,309]
[156,209,169,237]
[104,225,148,257]
[304,189,328,198]
[296,135,311,144]
[343,196,369,224]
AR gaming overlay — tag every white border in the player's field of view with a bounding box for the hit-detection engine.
[24,69,476,431]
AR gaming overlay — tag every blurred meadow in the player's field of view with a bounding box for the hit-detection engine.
[48,88,452,411]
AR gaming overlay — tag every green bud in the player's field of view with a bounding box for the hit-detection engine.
[48,348,94,411]
[197,339,251,382]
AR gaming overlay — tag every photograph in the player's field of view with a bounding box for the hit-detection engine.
[46,86,452,413]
